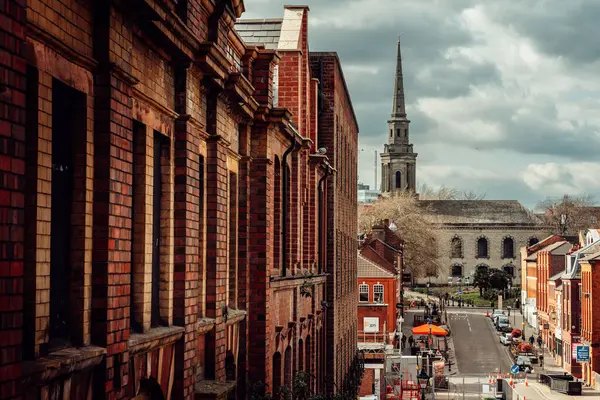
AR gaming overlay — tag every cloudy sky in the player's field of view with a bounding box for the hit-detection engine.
[243,0,600,208]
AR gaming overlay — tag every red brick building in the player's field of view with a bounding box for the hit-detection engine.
[581,251,600,388]
[535,241,572,350]
[237,7,361,396]
[0,1,358,399]
[356,224,403,399]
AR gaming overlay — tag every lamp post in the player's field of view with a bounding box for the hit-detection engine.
[418,367,430,400]
[428,320,433,350]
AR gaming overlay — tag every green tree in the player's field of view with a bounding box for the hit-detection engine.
[473,268,491,296]
[489,268,510,291]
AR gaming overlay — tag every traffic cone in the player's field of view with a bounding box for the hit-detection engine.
[486,310,490,317]
[488,374,492,383]
[525,376,529,386]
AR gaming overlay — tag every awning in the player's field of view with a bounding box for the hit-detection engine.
[411,324,448,336]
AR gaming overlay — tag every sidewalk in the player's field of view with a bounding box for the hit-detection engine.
[512,381,600,399]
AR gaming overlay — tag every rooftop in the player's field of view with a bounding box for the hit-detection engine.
[358,253,395,278]
[236,7,305,50]
[419,200,542,226]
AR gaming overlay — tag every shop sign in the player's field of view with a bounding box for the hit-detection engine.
[363,317,379,333]
[576,345,590,363]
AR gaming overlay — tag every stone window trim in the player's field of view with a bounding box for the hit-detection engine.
[501,236,516,259]
[450,235,463,259]
[359,283,369,303]
[476,264,489,272]
[476,235,490,259]
[22,346,107,387]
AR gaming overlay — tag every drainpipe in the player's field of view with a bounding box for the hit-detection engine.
[281,136,299,277]
[318,167,331,274]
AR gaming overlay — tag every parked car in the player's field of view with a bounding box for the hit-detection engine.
[491,309,504,320]
[496,316,511,332]
[516,355,533,371]
[500,333,513,346]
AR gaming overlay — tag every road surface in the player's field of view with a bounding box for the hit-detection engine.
[449,311,512,375]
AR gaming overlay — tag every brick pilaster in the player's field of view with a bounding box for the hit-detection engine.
[172,62,201,398]
[0,1,26,397]
[247,150,273,389]
[205,134,229,380]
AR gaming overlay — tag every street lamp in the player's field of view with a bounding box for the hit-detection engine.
[428,321,433,350]
[418,367,430,400]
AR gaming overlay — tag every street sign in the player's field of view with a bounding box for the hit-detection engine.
[458,289,462,295]
[576,345,590,362]
[510,365,520,374]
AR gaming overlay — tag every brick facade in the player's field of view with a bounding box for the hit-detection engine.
[581,257,600,387]
[0,1,359,399]
[310,53,360,395]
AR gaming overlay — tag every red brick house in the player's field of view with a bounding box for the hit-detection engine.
[581,250,600,389]
[0,1,357,400]
[356,224,403,399]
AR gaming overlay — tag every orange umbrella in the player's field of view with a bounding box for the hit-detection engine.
[411,324,448,336]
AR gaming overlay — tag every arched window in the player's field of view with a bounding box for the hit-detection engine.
[528,237,539,247]
[390,129,393,137]
[503,265,515,277]
[298,338,304,371]
[451,236,463,258]
[273,157,281,272]
[395,171,402,189]
[451,264,463,277]
[396,129,400,137]
[359,283,369,302]
[284,346,292,396]
[477,264,489,272]
[477,237,489,258]
[273,352,282,398]
[373,284,384,303]
[502,237,515,259]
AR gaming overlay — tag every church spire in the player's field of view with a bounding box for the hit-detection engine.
[391,36,406,119]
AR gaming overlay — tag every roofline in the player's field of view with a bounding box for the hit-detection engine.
[357,254,396,278]
[309,52,359,134]
[235,18,284,23]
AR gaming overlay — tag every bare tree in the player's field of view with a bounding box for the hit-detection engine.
[358,192,440,278]
[535,194,598,235]
[418,183,485,200]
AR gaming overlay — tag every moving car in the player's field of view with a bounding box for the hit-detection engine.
[500,333,513,346]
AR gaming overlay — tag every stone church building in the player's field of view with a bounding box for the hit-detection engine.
[380,39,547,285]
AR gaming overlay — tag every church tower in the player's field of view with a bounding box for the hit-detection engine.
[381,37,418,194]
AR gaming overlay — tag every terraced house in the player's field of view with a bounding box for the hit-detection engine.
[0,1,358,399]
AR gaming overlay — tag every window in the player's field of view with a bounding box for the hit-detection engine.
[396,129,400,137]
[390,129,393,137]
[502,237,515,258]
[451,264,463,277]
[528,237,539,247]
[591,216,598,224]
[503,265,514,277]
[359,284,369,302]
[373,284,384,303]
[477,237,488,258]
[228,172,238,308]
[395,171,402,189]
[176,0,188,22]
[451,236,463,258]
[477,264,489,272]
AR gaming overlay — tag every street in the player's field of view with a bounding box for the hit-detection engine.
[448,310,512,375]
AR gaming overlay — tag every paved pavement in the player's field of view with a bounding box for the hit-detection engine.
[448,311,512,375]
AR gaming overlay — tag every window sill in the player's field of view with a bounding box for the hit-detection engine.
[195,380,236,399]
[358,303,388,307]
[197,317,216,335]
[225,308,246,326]
[128,326,184,355]
[22,345,106,385]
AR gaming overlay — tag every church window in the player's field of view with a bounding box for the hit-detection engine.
[476,237,488,258]
[451,264,463,277]
[390,129,393,137]
[395,171,401,189]
[396,129,400,137]
[405,128,408,137]
[502,237,515,259]
[451,236,463,258]
[528,237,539,247]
